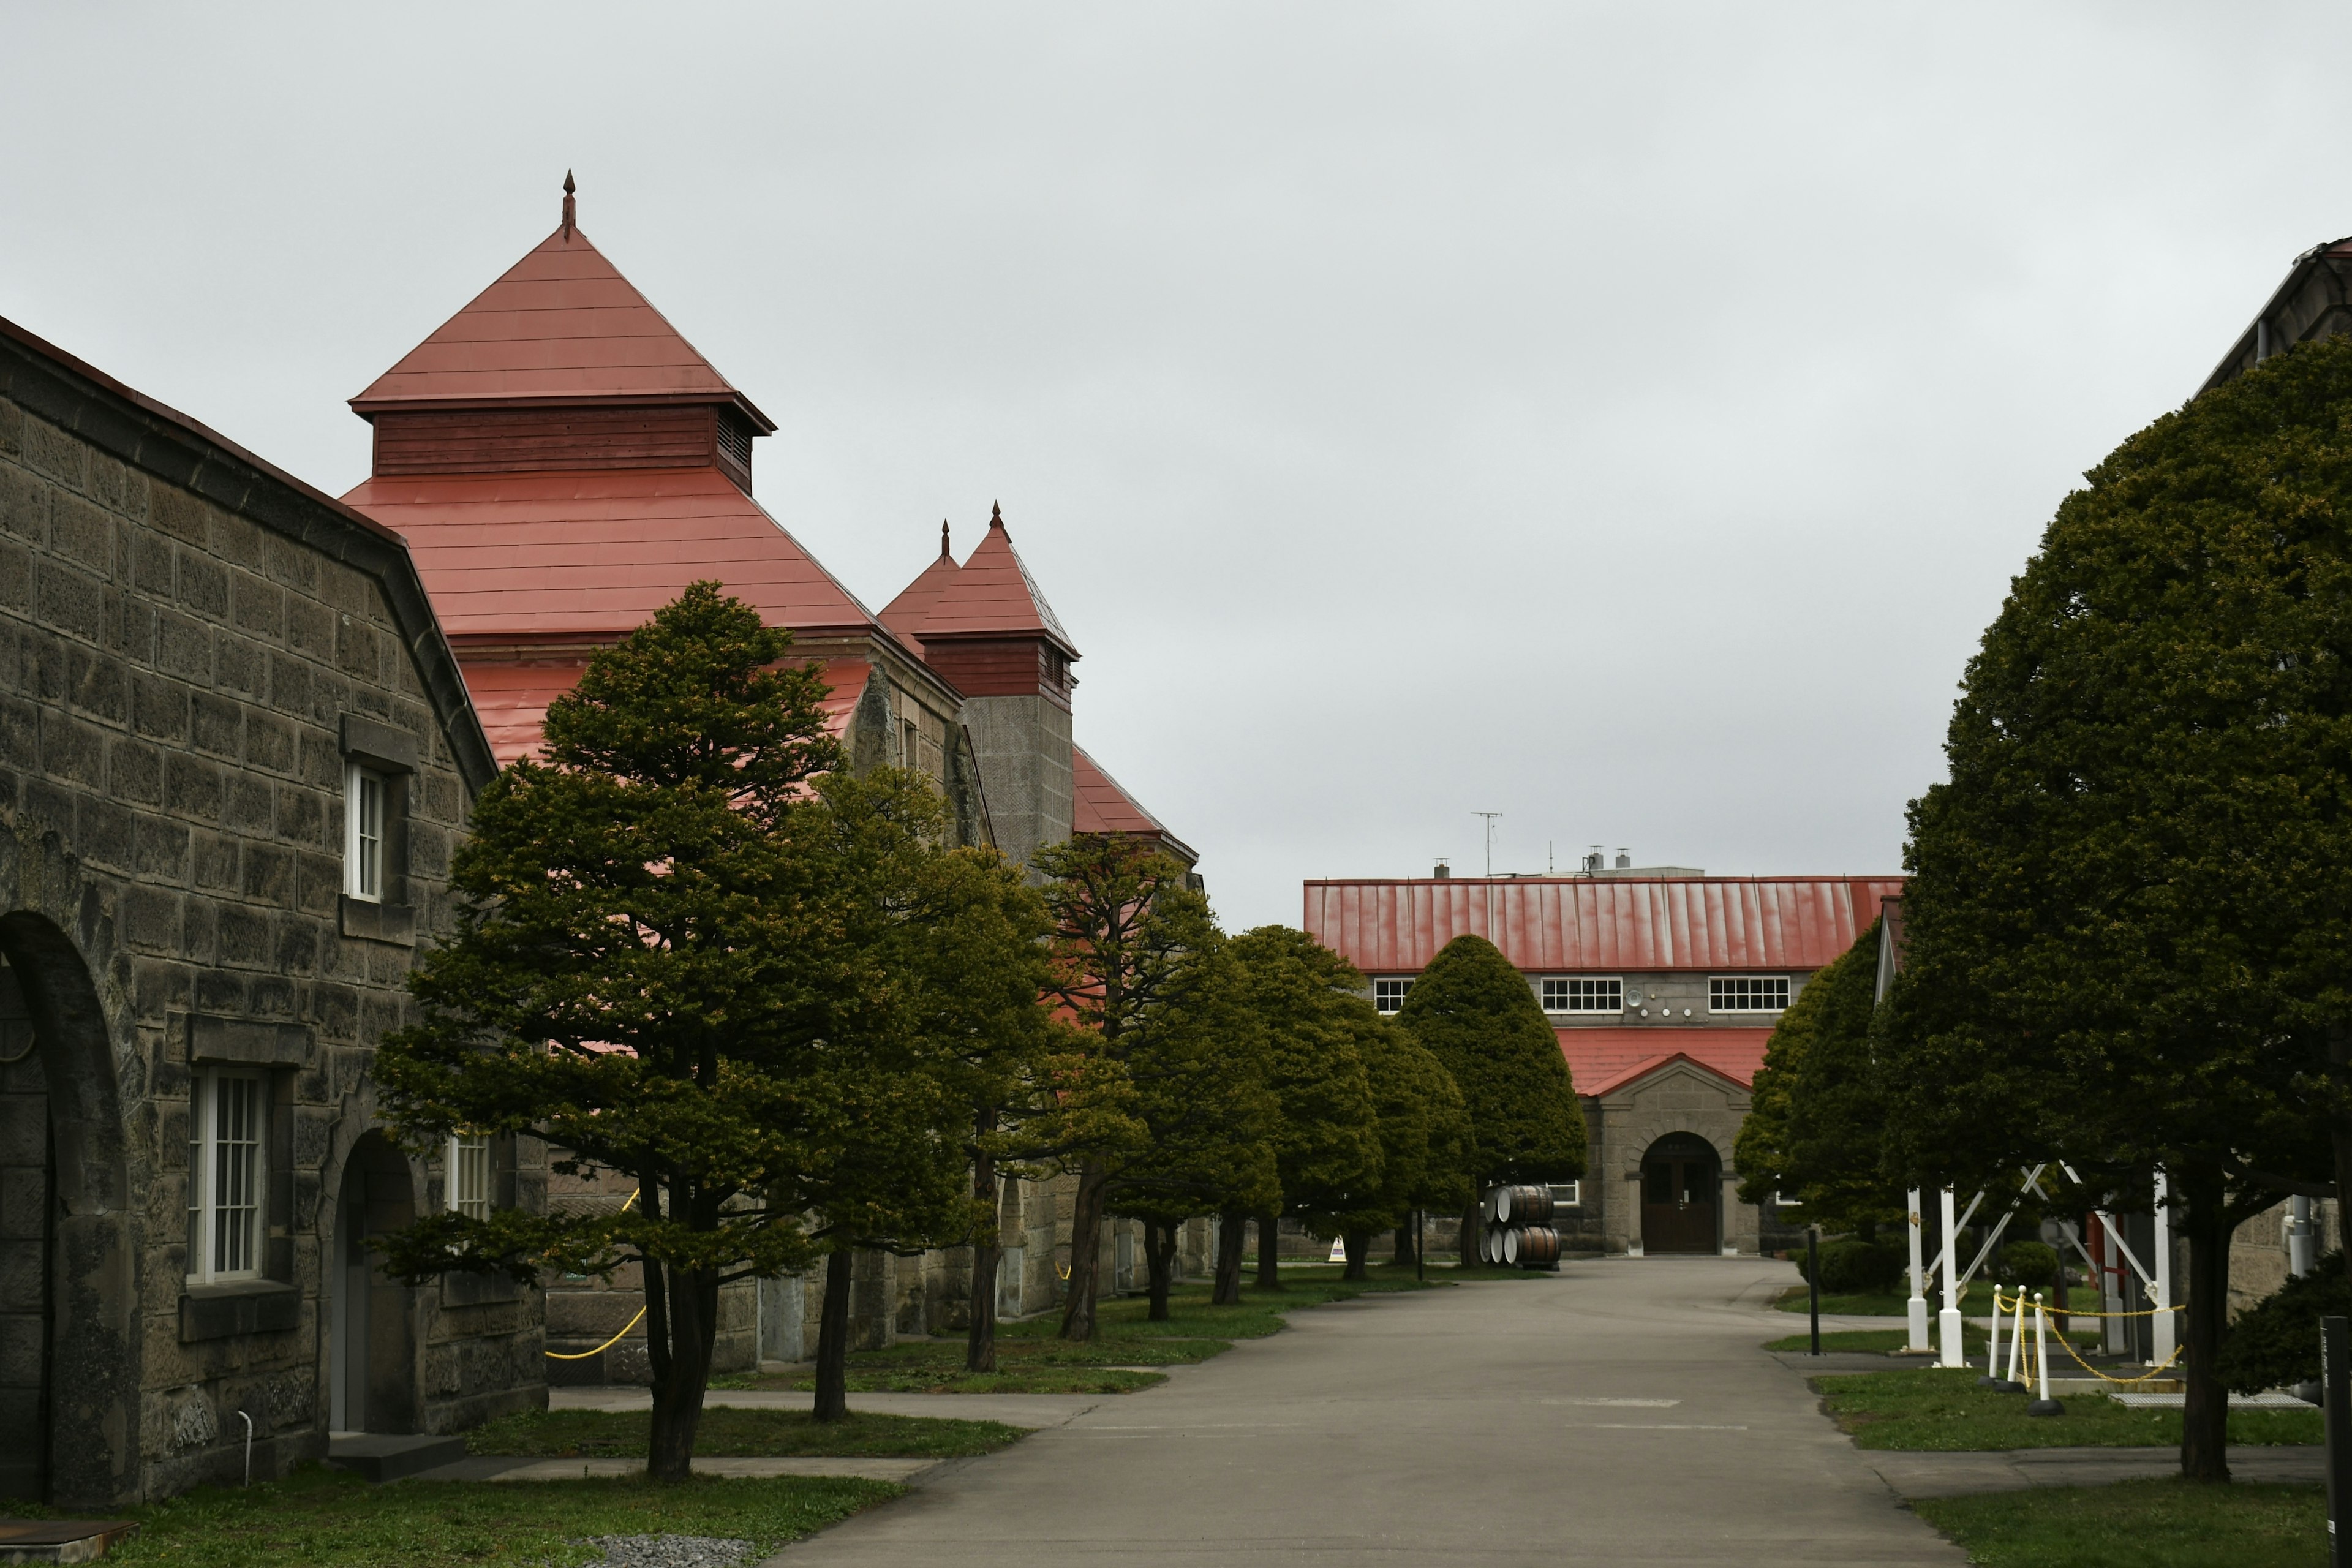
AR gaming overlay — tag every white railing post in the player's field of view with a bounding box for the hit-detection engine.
[1983,1284,2004,1385]
[2026,1292,2063,1414]
[1906,1188,1931,1353]
[2005,1286,2026,1387]
[2151,1169,2176,1368]
[1937,1186,1964,1366]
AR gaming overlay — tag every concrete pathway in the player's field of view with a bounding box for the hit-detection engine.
[767,1257,1967,1566]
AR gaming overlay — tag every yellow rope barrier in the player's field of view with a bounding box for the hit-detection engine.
[546,1188,644,1361]
[1985,1287,2188,1385]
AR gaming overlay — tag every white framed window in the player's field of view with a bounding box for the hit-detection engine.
[1542,978,1623,1013]
[447,1133,491,1220]
[1549,1181,1581,1207]
[345,764,385,902]
[1709,975,1789,1013]
[187,1068,266,1282]
[1373,978,1414,1014]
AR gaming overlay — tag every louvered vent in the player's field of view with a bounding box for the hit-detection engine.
[716,410,753,469]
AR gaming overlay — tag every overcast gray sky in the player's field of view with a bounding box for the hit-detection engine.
[3,5,2342,930]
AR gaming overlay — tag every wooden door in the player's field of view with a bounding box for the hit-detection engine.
[1640,1144,1719,1254]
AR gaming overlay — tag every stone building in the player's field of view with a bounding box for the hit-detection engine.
[336,185,1204,1377]
[1304,869,1902,1258]
[0,318,543,1506]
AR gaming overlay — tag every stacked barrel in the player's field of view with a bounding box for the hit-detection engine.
[1482,1184,1561,1268]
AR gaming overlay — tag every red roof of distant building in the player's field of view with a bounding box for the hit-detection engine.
[919,506,1076,655]
[1072,745,1196,863]
[342,467,880,641]
[1306,875,1904,974]
[880,527,960,650]
[349,219,772,429]
[461,655,873,768]
[1557,1027,1773,1097]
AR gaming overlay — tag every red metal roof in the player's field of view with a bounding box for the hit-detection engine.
[461,655,872,768]
[918,506,1076,655]
[342,467,881,641]
[349,219,772,429]
[1559,1028,1772,1096]
[1306,875,1905,974]
[1071,744,1196,863]
[878,530,960,652]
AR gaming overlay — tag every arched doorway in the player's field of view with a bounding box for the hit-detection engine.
[328,1133,418,1434]
[0,915,136,1506]
[1640,1133,1721,1254]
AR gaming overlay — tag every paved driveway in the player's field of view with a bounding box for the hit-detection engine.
[770,1257,1964,1566]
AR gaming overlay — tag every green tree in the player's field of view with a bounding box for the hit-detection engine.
[1880,337,2352,1483]
[1735,919,1902,1238]
[1395,934,1587,1262]
[1228,927,1384,1289]
[376,584,862,1481]
[1322,1005,1473,1278]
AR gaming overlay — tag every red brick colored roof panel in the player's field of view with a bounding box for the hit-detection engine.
[878,548,960,649]
[1556,1027,1774,1097]
[919,513,1076,654]
[342,468,880,640]
[350,224,771,428]
[1305,876,1905,975]
[462,655,872,769]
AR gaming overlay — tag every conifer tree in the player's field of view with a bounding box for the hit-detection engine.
[1394,934,1586,1264]
[1322,1006,1473,1278]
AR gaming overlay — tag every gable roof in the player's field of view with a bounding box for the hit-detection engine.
[2202,235,2352,396]
[1305,875,1905,975]
[349,218,774,430]
[919,505,1077,655]
[1072,745,1197,863]
[341,467,881,641]
[879,524,961,649]
[1556,1027,1772,1098]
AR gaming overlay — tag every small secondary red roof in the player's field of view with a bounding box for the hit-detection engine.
[344,467,880,641]
[1072,745,1196,862]
[1557,1027,1773,1097]
[350,216,772,428]
[879,526,961,650]
[919,506,1076,655]
[461,655,873,768]
[1306,875,1904,974]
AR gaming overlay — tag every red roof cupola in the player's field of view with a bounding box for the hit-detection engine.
[877,520,961,654]
[913,503,1079,706]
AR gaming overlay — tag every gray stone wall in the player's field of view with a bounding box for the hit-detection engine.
[1591,1065,1760,1258]
[962,693,1072,873]
[0,334,535,1506]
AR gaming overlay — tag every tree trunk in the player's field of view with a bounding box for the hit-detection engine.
[645,1264,718,1483]
[1460,1199,1483,1268]
[1059,1161,1108,1342]
[1145,1220,1178,1321]
[1255,1210,1283,1289]
[1342,1229,1370,1281]
[1212,1208,1246,1305]
[1393,1220,1417,1272]
[967,1142,1000,1374]
[813,1246,854,1422]
[2177,1164,2232,1484]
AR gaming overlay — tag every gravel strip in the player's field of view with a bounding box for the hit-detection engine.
[587,1535,756,1567]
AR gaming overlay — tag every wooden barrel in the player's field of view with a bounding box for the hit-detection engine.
[1496,1184,1555,1225]
[1482,1186,1506,1224]
[1482,1226,1506,1264]
[1501,1227,1520,1265]
[1512,1227,1562,1267]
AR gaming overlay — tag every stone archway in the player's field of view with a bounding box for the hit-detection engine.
[0,913,136,1506]
[328,1132,418,1435]
[1639,1133,1722,1255]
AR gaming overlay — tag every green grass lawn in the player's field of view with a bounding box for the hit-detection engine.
[1817,1368,2322,1450]
[719,1266,1447,1395]
[12,1464,895,1567]
[467,1406,1026,1458]
[1912,1478,2324,1568]
[1767,1327,1989,1355]
[1775,1281,1999,1316]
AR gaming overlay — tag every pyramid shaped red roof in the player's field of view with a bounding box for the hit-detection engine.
[919,506,1076,655]
[878,524,962,647]
[349,214,772,429]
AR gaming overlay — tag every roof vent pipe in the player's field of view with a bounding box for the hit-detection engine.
[1615,849,1631,869]
[1433,861,1450,880]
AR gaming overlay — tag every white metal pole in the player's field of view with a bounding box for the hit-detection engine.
[2027,1291,2062,1414]
[2291,1195,2315,1278]
[1985,1284,2004,1382]
[1906,1188,1931,1354]
[2005,1286,2026,1387]
[2152,1169,2176,1367]
[1938,1186,1964,1366]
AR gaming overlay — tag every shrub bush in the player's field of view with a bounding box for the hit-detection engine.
[1996,1239,2058,1287]
[1799,1237,1906,1294]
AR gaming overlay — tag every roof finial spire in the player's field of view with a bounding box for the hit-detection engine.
[990,500,1005,531]
[561,170,576,241]
[940,519,951,559]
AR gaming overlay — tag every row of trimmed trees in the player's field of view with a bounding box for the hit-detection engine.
[366,582,1588,1481]
[1743,334,2352,1484]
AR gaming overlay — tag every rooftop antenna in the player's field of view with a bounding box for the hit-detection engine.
[1471,811,1502,879]
[561,170,576,241]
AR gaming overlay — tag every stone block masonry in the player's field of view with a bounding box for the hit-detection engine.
[0,318,537,1508]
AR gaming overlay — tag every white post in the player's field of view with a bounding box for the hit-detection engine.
[2290,1195,2315,1278]
[1905,1188,1931,1353]
[1937,1186,1964,1367]
[2026,1291,2062,1414]
[2005,1286,2026,1387]
[2151,1169,2175,1368]
[1984,1283,2004,1382]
